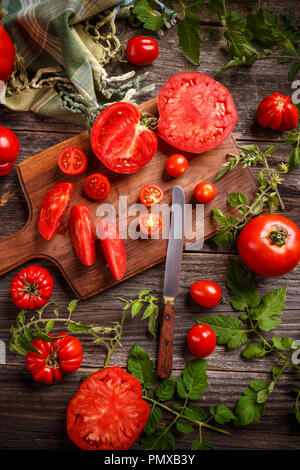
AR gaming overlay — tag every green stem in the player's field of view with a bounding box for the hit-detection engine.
[263,157,285,211]
[103,308,128,368]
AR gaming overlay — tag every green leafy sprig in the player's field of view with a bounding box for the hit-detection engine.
[286,125,300,171]
[211,144,288,246]
[195,259,300,427]
[127,343,237,450]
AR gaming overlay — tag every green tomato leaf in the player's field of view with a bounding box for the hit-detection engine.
[242,342,266,359]
[211,404,237,425]
[227,259,260,311]
[128,343,157,389]
[197,314,248,349]
[182,359,207,399]
[250,287,286,331]
[140,429,175,450]
[176,419,194,434]
[131,299,143,318]
[177,11,202,65]
[191,439,215,450]
[144,406,162,436]
[184,404,207,422]
[132,0,165,31]
[155,377,176,402]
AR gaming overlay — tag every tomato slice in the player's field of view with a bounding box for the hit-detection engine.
[67,367,150,450]
[58,147,88,175]
[84,173,110,200]
[69,204,95,266]
[38,182,73,240]
[158,72,238,154]
[91,102,158,173]
[139,213,162,237]
[96,220,126,280]
[139,184,164,206]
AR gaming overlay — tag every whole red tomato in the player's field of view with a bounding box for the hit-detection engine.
[0,22,15,83]
[187,324,216,358]
[67,367,150,450]
[26,334,83,384]
[10,265,54,310]
[257,93,299,132]
[0,126,19,176]
[165,154,188,177]
[91,102,157,173]
[126,36,159,66]
[194,181,216,204]
[190,280,222,308]
[237,214,300,277]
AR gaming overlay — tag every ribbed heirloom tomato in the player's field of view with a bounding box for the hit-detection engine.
[10,265,54,310]
[257,93,299,132]
[67,367,150,450]
[26,334,83,384]
[237,214,300,277]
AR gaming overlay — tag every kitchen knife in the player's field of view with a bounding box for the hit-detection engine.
[157,186,185,378]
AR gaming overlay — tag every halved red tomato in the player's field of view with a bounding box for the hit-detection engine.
[67,367,150,450]
[84,173,110,200]
[69,204,95,266]
[139,184,164,206]
[91,102,158,173]
[157,72,238,154]
[139,213,162,237]
[96,220,126,280]
[58,147,88,175]
[38,182,73,240]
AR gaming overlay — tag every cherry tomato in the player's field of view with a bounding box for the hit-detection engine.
[139,213,162,237]
[257,93,299,132]
[0,126,19,175]
[126,36,159,66]
[10,265,54,311]
[38,182,73,240]
[67,367,150,450]
[237,214,300,277]
[58,147,88,175]
[69,204,95,266]
[158,72,238,154]
[190,280,222,308]
[84,173,110,200]
[187,324,216,358]
[165,154,188,177]
[97,220,126,280]
[91,102,157,173]
[194,181,216,204]
[0,22,15,83]
[139,184,164,206]
[26,334,83,385]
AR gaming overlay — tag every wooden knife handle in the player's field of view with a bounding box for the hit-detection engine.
[157,297,174,379]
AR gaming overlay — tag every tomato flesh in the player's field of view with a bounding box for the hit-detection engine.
[188,324,216,358]
[97,220,126,280]
[58,147,88,175]
[91,102,158,173]
[139,184,164,206]
[69,204,95,266]
[67,367,150,450]
[158,72,238,154]
[38,182,73,240]
[84,173,110,200]
[139,213,162,237]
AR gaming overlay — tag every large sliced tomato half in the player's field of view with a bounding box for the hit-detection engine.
[67,367,150,450]
[69,204,95,266]
[157,72,238,154]
[96,220,126,280]
[38,182,73,240]
[91,102,158,173]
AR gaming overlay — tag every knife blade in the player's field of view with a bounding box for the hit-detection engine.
[158,186,185,378]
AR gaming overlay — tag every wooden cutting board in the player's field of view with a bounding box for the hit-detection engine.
[0,97,256,299]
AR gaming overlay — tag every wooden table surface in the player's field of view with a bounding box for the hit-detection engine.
[0,0,300,450]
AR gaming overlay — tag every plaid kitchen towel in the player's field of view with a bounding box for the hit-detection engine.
[0,0,159,128]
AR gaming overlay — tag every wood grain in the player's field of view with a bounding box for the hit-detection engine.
[158,298,175,378]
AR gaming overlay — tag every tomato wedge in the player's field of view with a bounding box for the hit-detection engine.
[91,102,158,173]
[58,147,88,175]
[139,184,164,206]
[69,204,95,266]
[96,220,126,280]
[38,182,73,240]
[139,213,162,237]
[67,367,150,450]
[84,173,110,200]
[158,72,238,154]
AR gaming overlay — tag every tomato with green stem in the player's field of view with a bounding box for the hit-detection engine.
[10,265,54,310]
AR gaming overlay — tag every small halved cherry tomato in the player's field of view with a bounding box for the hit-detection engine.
[257,92,299,132]
[58,147,88,175]
[165,154,188,177]
[84,173,110,200]
[187,324,216,358]
[126,36,159,66]
[190,280,222,308]
[139,213,162,237]
[139,184,164,207]
[194,182,216,204]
